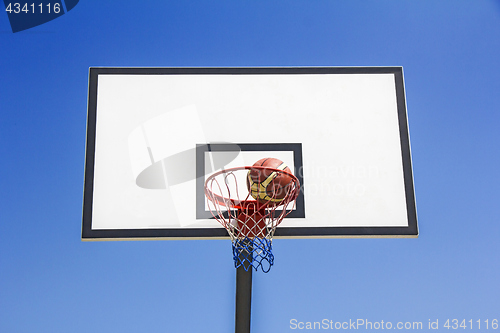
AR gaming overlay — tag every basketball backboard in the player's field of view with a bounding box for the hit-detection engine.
[82,67,417,240]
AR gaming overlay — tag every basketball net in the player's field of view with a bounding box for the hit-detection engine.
[205,166,300,272]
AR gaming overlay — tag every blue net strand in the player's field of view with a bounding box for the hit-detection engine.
[232,237,274,273]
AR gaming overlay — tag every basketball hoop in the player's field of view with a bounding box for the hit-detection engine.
[205,165,300,272]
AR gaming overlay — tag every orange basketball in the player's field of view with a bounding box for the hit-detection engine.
[246,158,294,204]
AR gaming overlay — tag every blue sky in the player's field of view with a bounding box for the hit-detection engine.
[1,1,499,332]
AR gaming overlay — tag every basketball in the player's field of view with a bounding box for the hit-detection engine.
[246,158,294,204]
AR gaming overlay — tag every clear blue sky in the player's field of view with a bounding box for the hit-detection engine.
[1,1,499,332]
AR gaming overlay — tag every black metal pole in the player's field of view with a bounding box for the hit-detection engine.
[235,266,252,333]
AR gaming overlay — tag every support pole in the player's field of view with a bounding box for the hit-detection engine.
[235,266,253,333]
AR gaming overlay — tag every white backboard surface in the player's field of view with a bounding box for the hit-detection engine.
[82,67,418,240]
